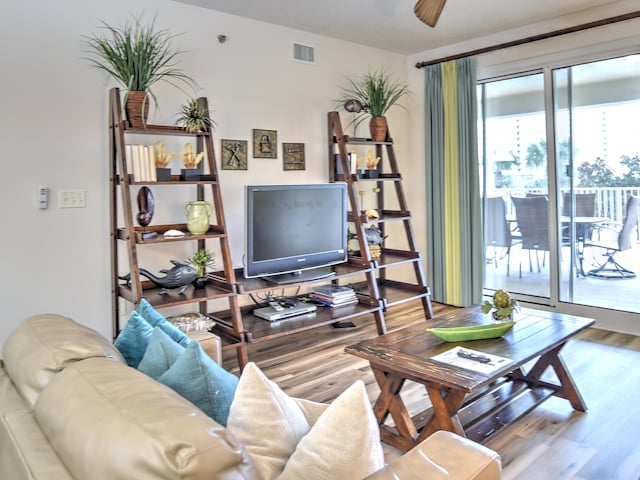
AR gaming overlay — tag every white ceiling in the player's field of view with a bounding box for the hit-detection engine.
[172,0,635,56]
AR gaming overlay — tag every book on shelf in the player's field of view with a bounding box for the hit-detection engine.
[310,292,357,303]
[143,145,157,182]
[309,292,358,308]
[127,144,159,182]
[311,284,355,298]
[309,291,357,302]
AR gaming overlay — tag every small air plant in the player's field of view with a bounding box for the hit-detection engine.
[187,248,215,278]
[176,98,215,133]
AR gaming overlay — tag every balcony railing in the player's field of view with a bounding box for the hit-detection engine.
[499,187,640,225]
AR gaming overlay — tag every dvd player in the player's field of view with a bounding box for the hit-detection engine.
[253,302,317,321]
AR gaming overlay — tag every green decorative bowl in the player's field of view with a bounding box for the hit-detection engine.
[426,321,515,342]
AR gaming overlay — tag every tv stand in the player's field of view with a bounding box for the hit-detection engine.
[210,265,384,357]
[263,266,336,285]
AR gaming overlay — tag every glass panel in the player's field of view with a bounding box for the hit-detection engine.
[480,73,550,299]
[555,55,640,313]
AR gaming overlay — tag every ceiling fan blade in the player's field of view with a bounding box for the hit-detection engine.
[414,0,446,27]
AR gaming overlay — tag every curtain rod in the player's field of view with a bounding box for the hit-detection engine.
[415,11,640,69]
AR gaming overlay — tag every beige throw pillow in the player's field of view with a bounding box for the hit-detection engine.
[226,362,384,480]
[226,362,312,480]
[278,380,385,480]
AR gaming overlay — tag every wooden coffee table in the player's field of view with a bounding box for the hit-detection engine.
[345,307,594,451]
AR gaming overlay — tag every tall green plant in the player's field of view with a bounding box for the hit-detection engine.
[336,68,410,128]
[83,13,197,107]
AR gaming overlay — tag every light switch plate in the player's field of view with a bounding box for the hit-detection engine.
[59,190,86,208]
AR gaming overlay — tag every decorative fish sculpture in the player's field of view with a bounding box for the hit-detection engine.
[120,260,198,294]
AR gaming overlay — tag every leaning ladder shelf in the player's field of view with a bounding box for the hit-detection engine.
[109,87,247,368]
[327,111,434,320]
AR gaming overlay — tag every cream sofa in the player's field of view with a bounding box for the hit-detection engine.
[0,314,501,480]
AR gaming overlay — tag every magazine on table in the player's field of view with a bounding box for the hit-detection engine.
[431,346,513,376]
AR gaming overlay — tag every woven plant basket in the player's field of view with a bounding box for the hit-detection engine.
[125,91,149,128]
[369,116,388,142]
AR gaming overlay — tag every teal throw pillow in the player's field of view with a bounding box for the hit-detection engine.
[136,299,191,346]
[156,341,239,426]
[137,327,186,378]
[113,311,154,368]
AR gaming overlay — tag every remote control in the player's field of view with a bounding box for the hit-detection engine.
[457,349,491,364]
[268,301,285,311]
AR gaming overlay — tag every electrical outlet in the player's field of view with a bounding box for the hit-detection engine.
[59,190,86,208]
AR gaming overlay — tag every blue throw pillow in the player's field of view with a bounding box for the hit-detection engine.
[113,311,155,368]
[137,327,186,378]
[156,341,239,426]
[136,299,191,346]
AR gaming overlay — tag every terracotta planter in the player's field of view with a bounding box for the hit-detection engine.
[369,116,388,142]
[125,91,149,128]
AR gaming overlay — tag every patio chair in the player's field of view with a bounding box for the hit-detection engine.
[586,195,640,279]
[512,196,550,277]
[562,192,597,241]
[562,192,596,217]
[485,196,521,276]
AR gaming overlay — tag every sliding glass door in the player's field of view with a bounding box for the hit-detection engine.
[479,54,640,314]
[554,55,640,313]
[479,72,551,301]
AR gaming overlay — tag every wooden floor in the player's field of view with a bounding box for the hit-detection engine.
[222,301,640,480]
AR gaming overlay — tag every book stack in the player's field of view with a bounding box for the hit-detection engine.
[126,144,158,182]
[309,284,358,308]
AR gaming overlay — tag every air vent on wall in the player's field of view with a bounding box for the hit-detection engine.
[292,43,315,64]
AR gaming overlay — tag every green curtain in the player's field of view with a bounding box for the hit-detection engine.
[424,57,482,307]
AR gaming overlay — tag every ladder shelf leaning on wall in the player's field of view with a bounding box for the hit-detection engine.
[109,89,390,372]
[108,87,247,368]
[327,111,434,320]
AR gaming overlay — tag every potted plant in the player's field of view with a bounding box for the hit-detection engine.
[336,68,410,141]
[176,98,215,133]
[481,289,520,321]
[187,248,215,288]
[83,13,197,127]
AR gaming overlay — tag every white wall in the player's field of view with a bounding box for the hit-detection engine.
[0,0,408,349]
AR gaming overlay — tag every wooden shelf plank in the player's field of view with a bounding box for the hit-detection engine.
[122,123,211,137]
[116,224,226,243]
[214,301,380,343]
[119,174,218,185]
[117,281,234,308]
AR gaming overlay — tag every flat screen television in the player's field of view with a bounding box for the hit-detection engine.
[244,183,348,284]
